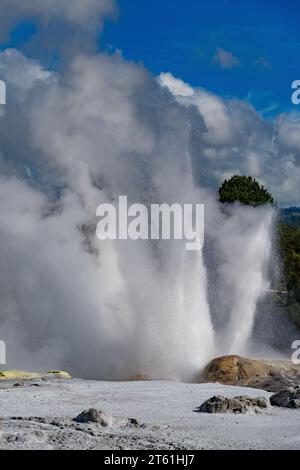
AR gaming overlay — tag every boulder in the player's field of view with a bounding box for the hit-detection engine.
[204,355,269,385]
[198,395,269,414]
[203,355,300,392]
[270,387,300,408]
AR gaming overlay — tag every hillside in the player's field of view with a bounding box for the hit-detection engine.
[281,207,300,228]
[279,208,300,328]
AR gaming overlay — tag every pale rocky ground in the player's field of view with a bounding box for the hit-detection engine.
[0,378,300,450]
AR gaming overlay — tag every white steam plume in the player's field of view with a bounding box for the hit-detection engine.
[208,204,275,356]
[0,50,217,380]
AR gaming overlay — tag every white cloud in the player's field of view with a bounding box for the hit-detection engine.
[0,49,54,95]
[158,72,194,97]
[277,113,300,152]
[0,0,117,57]
[159,72,300,206]
[0,0,117,32]
[213,48,241,69]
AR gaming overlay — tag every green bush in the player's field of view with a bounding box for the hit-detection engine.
[219,175,274,206]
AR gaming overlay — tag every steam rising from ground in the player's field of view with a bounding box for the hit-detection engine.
[208,205,275,356]
[0,3,293,379]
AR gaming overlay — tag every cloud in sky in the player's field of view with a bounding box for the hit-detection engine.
[0,0,117,32]
[255,56,272,70]
[0,0,118,58]
[212,47,241,69]
[158,72,194,97]
[159,72,300,206]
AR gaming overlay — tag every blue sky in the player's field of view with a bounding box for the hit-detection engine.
[100,0,300,118]
[2,0,299,118]
[0,1,299,205]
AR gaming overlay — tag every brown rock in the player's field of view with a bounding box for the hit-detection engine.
[203,355,300,391]
[204,355,270,386]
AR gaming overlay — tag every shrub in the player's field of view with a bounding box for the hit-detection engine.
[219,175,274,206]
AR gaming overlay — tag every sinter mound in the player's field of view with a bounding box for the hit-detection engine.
[203,355,300,392]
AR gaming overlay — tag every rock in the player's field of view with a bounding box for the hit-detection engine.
[5,430,47,444]
[198,395,269,414]
[74,408,114,426]
[270,387,300,408]
[73,408,142,429]
[46,371,72,380]
[203,355,300,392]
[0,370,71,381]
[128,418,140,427]
[204,355,270,386]
[127,374,151,381]
[0,371,41,381]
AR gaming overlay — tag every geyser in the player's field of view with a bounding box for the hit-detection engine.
[213,204,275,356]
[0,52,219,381]
[0,49,277,381]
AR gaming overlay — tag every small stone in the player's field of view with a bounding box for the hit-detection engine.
[128,418,140,426]
[73,408,113,426]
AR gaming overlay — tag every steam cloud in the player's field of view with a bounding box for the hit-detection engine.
[0,0,295,379]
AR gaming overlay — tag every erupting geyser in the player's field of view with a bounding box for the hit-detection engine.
[214,205,275,356]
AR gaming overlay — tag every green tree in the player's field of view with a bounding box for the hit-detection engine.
[219,175,274,206]
[278,222,300,327]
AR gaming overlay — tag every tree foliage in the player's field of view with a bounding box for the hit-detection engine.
[278,222,300,328]
[219,175,274,206]
[279,223,300,300]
